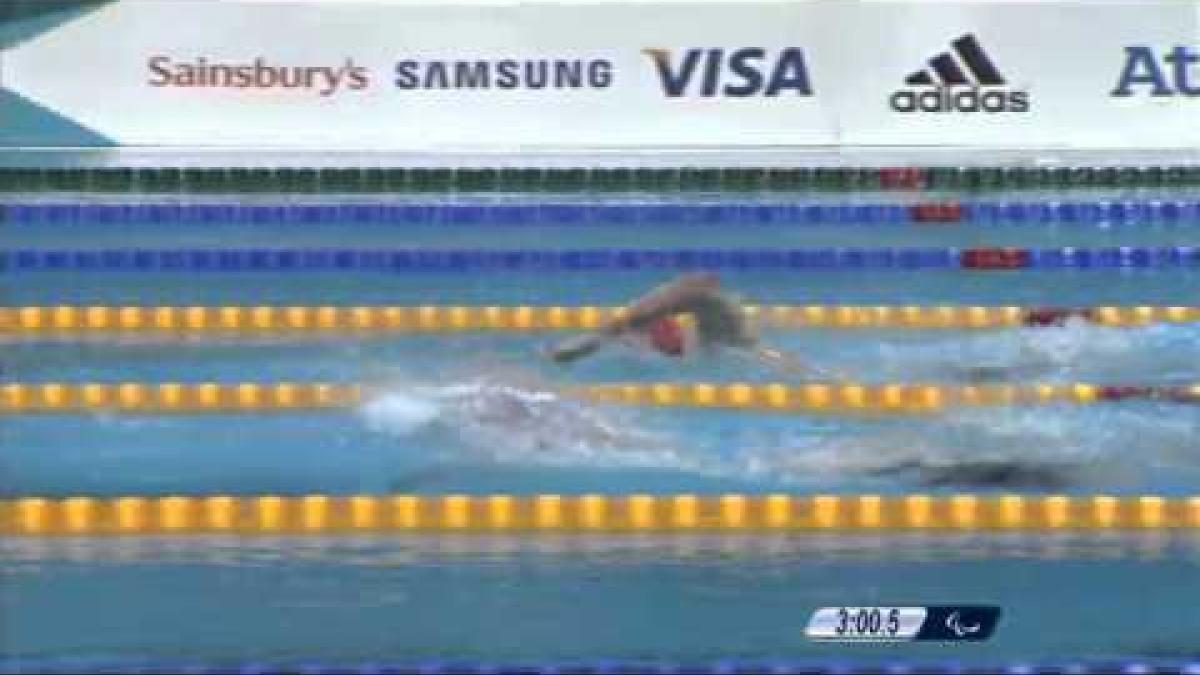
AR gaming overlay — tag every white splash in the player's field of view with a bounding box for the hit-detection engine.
[357,375,688,471]
[359,390,441,435]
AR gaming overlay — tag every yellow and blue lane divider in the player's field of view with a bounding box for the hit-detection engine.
[3,493,1198,535]
[3,305,1200,335]
[0,382,1196,415]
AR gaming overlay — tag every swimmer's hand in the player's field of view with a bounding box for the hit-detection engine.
[544,332,612,364]
[754,347,807,374]
[751,346,847,380]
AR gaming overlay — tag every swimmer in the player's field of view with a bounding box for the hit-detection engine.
[956,307,1100,383]
[545,273,818,376]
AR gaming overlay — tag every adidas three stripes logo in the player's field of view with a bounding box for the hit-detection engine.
[904,34,1006,87]
[889,33,1029,112]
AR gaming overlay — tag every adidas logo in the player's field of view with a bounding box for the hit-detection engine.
[889,34,1030,113]
[904,34,1006,87]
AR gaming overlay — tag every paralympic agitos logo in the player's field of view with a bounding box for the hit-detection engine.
[643,48,813,97]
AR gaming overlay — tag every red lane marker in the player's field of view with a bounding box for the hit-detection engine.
[1097,386,1155,402]
[1157,386,1200,403]
[880,167,927,189]
[1021,307,1097,327]
[1022,307,1072,326]
[910,202,963,223]
[960,247,1030,269]
[1096,385,1200,403]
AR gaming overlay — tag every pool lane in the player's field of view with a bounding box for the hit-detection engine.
[3,533,1199,666]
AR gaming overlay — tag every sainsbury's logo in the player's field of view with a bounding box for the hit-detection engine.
[147,56,369,96]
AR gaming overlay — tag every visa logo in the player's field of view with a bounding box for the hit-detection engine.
[643,47,813,97]
[1112,46,1200,96]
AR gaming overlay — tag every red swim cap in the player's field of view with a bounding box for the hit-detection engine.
[647,317,685,357]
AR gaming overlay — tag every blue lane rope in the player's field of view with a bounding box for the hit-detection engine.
[2,248,1197,271]
[0,660,1193,674]
[4,200,1200,225]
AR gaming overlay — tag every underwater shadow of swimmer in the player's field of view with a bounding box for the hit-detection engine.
[867,459,1079,490]
[957,363,1064,383]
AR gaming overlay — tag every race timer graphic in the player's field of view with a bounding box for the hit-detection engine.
[805,606,1002,643]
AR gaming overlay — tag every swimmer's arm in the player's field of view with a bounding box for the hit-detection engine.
[544,332,614,363]
[615,274,722,330]
[747,346,845,380]
[545,299,689,363]
[753,346,806,374]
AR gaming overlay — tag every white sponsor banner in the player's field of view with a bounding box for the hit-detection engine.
[2,0,1198,149]
[832,1,1200,148]
[1,0,835,148]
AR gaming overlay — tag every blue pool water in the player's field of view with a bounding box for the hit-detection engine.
[5,534,1200,668]
[4,197,1200,667]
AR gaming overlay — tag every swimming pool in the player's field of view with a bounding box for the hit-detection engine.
[4,190,1200,670]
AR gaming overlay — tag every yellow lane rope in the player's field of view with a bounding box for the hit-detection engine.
[2,494,1196,535]
[0,382,1193,414]
[4,305,1200,334]
[0,383,361,413]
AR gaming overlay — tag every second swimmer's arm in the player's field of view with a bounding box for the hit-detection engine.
[753,346,805,373]
[749,346,846,380]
